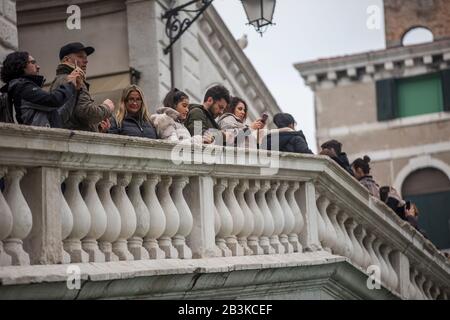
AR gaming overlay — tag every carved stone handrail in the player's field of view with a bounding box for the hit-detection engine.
[0,123,449,300]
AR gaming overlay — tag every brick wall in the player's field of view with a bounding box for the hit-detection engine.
[384,0,450,47]
[0,0,18,63]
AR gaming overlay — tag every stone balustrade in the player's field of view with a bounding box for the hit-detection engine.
[0,123,449,300]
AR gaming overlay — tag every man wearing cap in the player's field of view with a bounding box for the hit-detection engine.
[49,42,114,132]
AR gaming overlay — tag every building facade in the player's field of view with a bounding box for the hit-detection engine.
[4,0,282,122]
[295,0,450,251]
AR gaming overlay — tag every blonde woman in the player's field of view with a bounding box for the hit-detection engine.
[109,85,158,139]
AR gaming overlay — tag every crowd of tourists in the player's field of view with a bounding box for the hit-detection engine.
[0,42,424,235]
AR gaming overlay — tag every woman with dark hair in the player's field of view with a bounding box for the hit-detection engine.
[262,113,313,154]
[0,51,81,127]
[217,96,266,147]
[150,88,205,143]
[352,156,380,198]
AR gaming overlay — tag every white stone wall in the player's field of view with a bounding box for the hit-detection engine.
[0,0,18,66]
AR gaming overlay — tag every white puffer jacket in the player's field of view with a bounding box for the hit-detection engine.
[150,107,202,144]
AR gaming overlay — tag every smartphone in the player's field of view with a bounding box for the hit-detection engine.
[405,201,411,210]
[261,112,269,124]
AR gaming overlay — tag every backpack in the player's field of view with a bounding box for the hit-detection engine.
[0,91,14,123]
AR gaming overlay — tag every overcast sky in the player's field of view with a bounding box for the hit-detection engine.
[214,0,385,152]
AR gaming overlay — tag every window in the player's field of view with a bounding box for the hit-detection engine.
[376,69,450,121]
[397,73,443,117]
[402,27,434,46]
[402,168,450,250]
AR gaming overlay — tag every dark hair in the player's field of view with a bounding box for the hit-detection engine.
[273,113,296,128]
[1,51,29,83]
[321,140,342,155]
[379,186,391,202]
[226,97,248,119]
[352,155,372,175]
[163,88,189,109]
[203,85,230,104]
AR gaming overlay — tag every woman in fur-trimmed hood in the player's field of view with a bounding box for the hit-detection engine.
[150,88,203,144]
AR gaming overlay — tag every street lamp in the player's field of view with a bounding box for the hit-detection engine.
[162,0,276,55]
[241,0,276,35]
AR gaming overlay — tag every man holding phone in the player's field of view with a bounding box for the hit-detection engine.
[49,42,114,132]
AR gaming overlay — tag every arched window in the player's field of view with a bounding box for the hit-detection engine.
[402,168,450,250]
[402,27,434,46]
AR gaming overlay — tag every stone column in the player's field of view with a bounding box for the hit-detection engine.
[21,167,63,265]
[0,0,18,61]
[184,176,218,259]
[0,167,13,266]
[126,0,166,112]
[297,181,321,252]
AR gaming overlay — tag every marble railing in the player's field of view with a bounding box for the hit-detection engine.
[0,123,449,300]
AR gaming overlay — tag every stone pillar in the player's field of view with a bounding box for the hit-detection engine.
[391,250,411,299]
[297,181,321,252]
[21,167,63,265]
[0,0,18,63]
[126,0,167,112]
[184,175,218,259]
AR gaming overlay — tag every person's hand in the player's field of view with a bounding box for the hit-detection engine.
[202,135,213,144]
[103,99,115,113]
[320,148,337,158]
[98,118,111,133]
[404,207,415,218]
[250,119,265,130]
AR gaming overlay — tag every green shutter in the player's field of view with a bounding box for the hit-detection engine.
[441,69,450,112]
[376,79,397,121]
[397,73,443,118]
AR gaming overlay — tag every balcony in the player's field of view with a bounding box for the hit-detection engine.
[0,123,448,300]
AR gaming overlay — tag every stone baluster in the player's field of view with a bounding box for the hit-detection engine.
[266,180,285,254]
[416,273,428,300]
[213,195,223,256]
[354,225,372,270]
[255,180,275,255]
[345,219,365,268]
[223,178,244,256]
[336,210,353,258]
[0,167,13,266]
[245,180,264,255]
[127,174,150,260]
[59,171,73,264]
[157,176,179,258]
[235,180,254,256]
[423,279,434,300]
[314,194,327,248]
[408,268,421,300]
[213,178,233,257]
[63,171,91,263]
[81,171,107,262]
[3,167,33,266]
[97,172,121,262]
[372,238,390,288]
[316,196,337,253]
[111,173,136,261]
[277,181,295,253]
[142,175,166,259]
[380,244,399,291]
[171,176,193,259]
[363,232,382,272]
[286,182,303,252]
[327,204,345,255]
[430,285,440,300]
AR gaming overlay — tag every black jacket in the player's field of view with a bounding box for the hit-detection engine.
[263,130,313,154]
[331,152,354,176]
[1,74,77,127]
[109,115,158,139]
